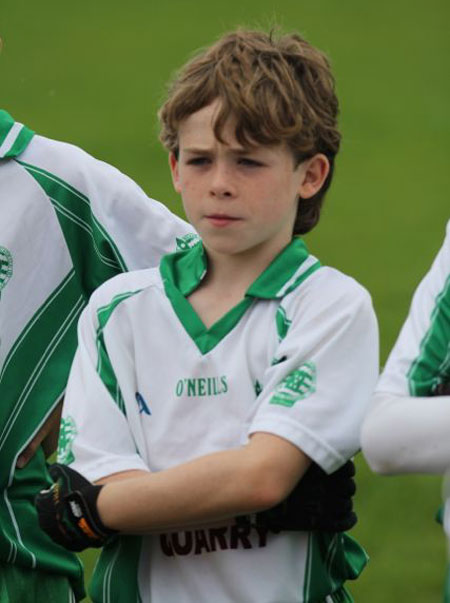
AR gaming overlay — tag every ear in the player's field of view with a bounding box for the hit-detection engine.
[169,152,181,194]
[298,154,330,199]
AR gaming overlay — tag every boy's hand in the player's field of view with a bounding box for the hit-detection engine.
[35,463,117,552]
[237,460,357,532]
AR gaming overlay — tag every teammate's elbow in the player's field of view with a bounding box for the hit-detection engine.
[360,418,400,475]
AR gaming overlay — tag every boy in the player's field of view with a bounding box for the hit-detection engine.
[37,30,378,602]
[362,220,450,600]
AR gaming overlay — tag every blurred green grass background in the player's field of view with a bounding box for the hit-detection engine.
[2,1,449,600]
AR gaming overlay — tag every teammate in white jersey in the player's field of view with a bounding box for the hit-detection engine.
[362,221,450,601]
[37,30,379,602]
[0,109,192,601]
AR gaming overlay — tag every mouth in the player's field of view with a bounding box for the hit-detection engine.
[204,214,241,227]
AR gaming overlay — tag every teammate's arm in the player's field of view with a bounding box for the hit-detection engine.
[361,391,450,474]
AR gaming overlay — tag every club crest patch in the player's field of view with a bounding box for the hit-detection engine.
[176,233,201,251]
[0,246,13,298]
[57,416,78,464]
[270,362,316,407]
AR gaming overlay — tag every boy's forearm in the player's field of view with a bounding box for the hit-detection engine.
[97,433,310,533]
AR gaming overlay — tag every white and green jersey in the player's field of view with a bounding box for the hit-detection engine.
[377,221,450,397]
[0,110,191,599]
[62,238,379,603]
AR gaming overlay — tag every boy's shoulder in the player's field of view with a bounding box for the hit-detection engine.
[283,264,374,317]
[88,266,162,312]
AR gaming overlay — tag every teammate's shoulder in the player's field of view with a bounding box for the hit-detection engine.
[17,132,143,195]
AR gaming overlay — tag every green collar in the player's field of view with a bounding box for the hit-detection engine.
[160,239,321,355]
[161,237,320,300]
[0,110,34,159]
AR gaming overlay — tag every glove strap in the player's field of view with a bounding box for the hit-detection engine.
[66,485,117,542]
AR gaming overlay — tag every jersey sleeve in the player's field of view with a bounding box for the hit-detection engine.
[59,277,150,482]
[377,221,450,397]
[19,134,194,288]
[248,270,379,473]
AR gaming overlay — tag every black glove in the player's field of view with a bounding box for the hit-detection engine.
[35,463,117,552]
[237,460,357,533]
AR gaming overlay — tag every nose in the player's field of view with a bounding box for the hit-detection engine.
[209,162,236,200]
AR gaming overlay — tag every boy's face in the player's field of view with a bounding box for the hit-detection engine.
[169,100,324,260]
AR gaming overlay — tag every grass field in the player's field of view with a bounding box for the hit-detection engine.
[2,1,450,600]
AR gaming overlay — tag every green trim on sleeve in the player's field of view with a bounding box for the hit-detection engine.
[407,275,450,396]
[0,111,34,158]
[96,290,142,414]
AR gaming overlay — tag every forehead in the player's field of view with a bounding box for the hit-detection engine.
[177,101,291,160]
[178,101,235,147]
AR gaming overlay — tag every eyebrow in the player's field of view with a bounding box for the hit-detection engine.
[182,145,258,155]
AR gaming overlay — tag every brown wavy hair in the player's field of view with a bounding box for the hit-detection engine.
[159,30,340,234]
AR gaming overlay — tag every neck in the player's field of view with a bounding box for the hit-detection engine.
[203,239,289,297]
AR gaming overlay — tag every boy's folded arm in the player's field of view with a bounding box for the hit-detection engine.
[97,432,311,533]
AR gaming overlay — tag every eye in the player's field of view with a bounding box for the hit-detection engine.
[186,157,210,166]
[238,157,264,168]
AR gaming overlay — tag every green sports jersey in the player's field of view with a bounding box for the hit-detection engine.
[0,110,191,598]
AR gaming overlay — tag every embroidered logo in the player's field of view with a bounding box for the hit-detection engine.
[0,246,13,298]
[175,376,228,397]
[57,416,78,464]
[270,362,316,407]
[176,233,201,251]
[136,392,151,415]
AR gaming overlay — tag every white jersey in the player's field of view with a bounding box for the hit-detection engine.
[0,110,192,597]
[62,238,379,603]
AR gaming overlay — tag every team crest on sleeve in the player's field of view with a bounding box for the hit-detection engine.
[57,416,78,464]
[0,246,13,299]
[270,362,316,407]
[176,233,201,251]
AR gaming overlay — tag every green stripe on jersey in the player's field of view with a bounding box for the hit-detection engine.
[0,270,83,465]
[96,290,142,414]
[407,274,450,395]
[89,536,143,603]
[0,266,85,590]
[18,159,127,293]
